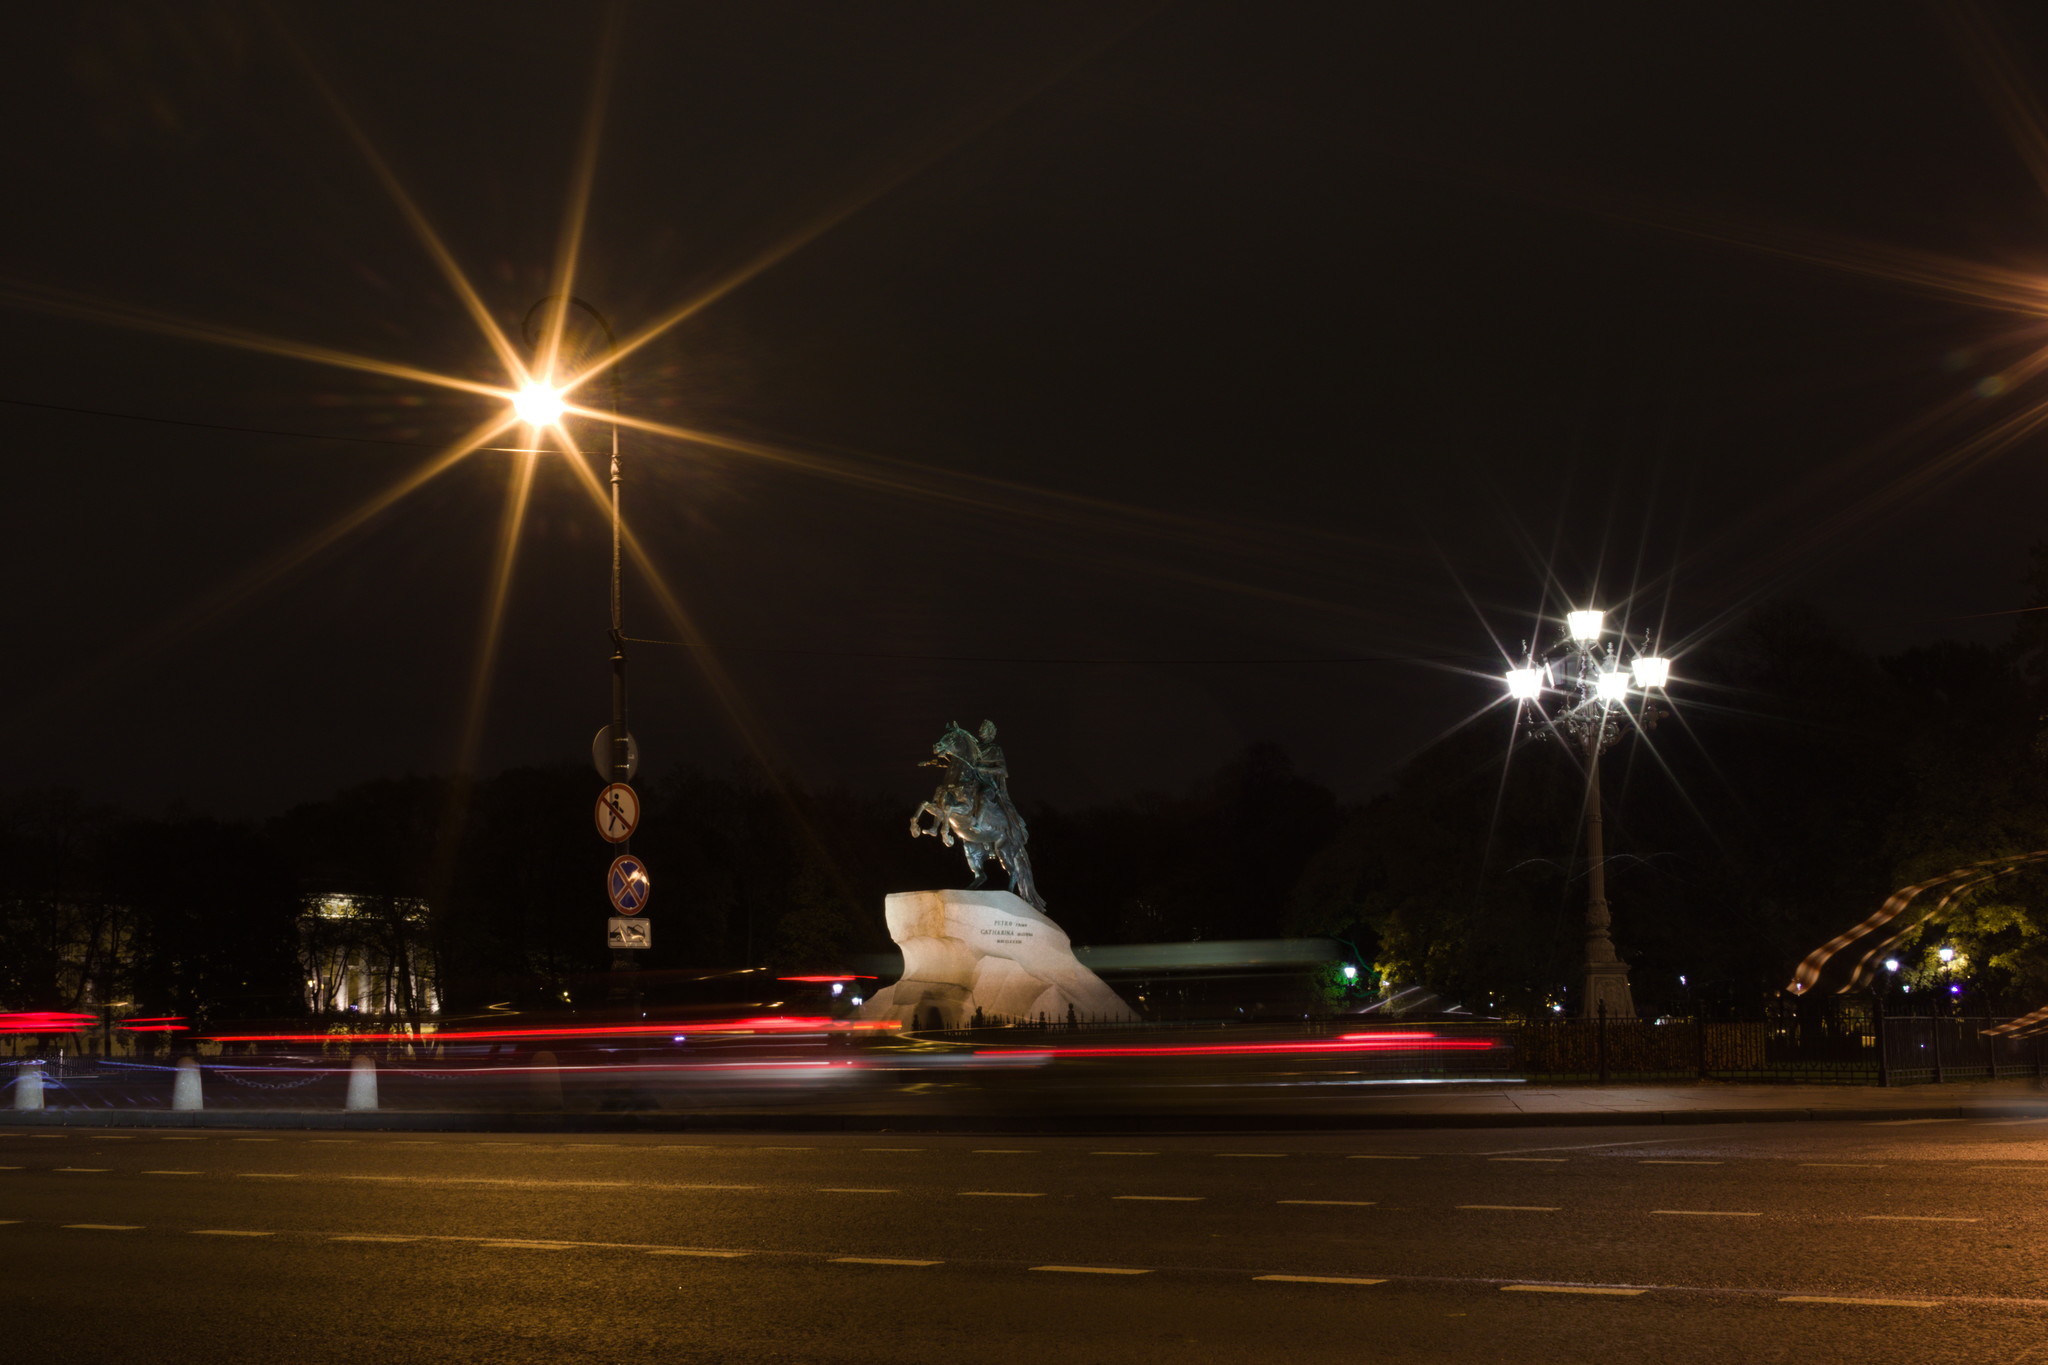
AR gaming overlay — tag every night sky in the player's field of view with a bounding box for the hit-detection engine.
[8,1,2048,819]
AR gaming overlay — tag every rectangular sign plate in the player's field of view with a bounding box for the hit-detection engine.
[607,916,651,949]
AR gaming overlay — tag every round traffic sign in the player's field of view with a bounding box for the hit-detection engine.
[591,725,640,782]
[595,782,641,844]
[607,854,651,915]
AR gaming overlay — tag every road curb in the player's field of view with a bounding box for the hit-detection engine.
[2,1099,2044,1134]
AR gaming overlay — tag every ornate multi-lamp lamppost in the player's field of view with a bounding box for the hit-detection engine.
[1504,609,1671,1021]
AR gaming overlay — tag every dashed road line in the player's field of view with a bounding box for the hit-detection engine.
[1255,1274,1384,1285]
[1779,1296,1938,1308]
[1278,1200,1374,1207]
[648,1249,748,1258]
[1859,1215,1979,1223]
[330,1235,418,1243]
[1502,1284,1644,1297]
[833,1257,939,1267]
[1458,1204,1558,1212]
[1653,1210,1759,1218]
[959,1191,1044,1198]
[1032,1265,1151,1275]
[1473,1138,1676,1156]
[53,1167,108,1173]
[479,1240,574,1250]
[63,1224,140,1231]
[1864,1119,1962,1127]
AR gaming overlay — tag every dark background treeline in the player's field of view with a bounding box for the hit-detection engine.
[9,583,2048,1024]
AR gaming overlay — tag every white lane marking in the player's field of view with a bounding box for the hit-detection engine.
[1473,1138,1678,1156]
[819,1188,898,1194]
[959,1191,1044,1198]
[479,1241,574,1250]
[54,1167,109,1173]
[1216,1153,1286,1158]
[1981,1117,2048,1126]
[192,1230,273,1237]
[973,1149,1036,1154]
[1349,1154,1420,1161]
[1091,1151,1158,1157]
[1640,1160,1722,1166]
[0,1220,20,1225]
[1255,1274,1385,1285]
[64,1224,140,1230]
[833,1257,940,1266]
[0,1166,18,1170]
[1489,1157,1566,1163]
[1653,1210,1759,1218]
[1032,1265,1151,1275]
[1800,1163,1883,1169]
[1113,1195,1204,1202]
[1502,1284,1644,1297]
[142,1170,203,1176]
[1780,1296,1938,1308]
[648,1249,749,1258]
[1864,1119,1963,1126]
[331,1235,419,1243]
[1859,1215,1980,1223]
[1458,1205,1558,1212]
[1278,1199,1375,1206]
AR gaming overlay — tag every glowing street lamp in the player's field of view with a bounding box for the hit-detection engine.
[1501,607,1672,1021]
[520,297,639,1002]
[512,380,566,427]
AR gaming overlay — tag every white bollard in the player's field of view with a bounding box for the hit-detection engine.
[530,1050,564,1110]
[345,1054,378,1112]
[171,1056,203,1111]
[12,1065,44,1111]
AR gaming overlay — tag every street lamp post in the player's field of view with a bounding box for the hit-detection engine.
[1504,609,1670,1021]
[518,297,637,1002]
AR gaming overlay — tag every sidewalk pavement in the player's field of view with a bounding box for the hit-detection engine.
[4,1078,2045,1133]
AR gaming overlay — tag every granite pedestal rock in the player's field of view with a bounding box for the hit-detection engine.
[861,889,1137,1027]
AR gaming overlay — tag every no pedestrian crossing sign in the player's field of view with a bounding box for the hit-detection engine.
[607,854,651,915]
[595,782,640,843]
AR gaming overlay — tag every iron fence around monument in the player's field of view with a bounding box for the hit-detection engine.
[920,1010,2048,1086]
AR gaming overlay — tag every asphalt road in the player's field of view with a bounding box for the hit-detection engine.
[10,1120,2048,1364]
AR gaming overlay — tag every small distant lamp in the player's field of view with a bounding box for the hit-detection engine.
[1567,609,1605,643]
[1342,965,1358,981]
[831,983,844,996]
[1938,946,1956,964]
[1594,670,1631,703]
[1631,656,1671,689]
[1884,958,1900,973]
[1505,667,1544,701]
